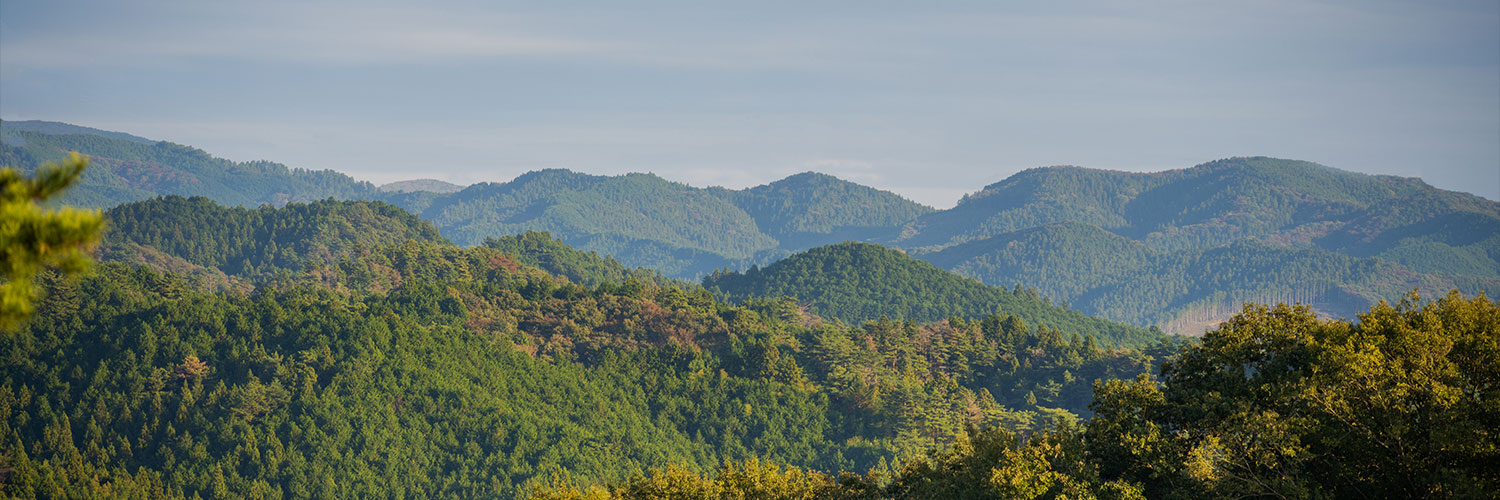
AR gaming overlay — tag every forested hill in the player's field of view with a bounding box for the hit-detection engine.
[895,157,1499,266]
[890,157,1500,333]
[923,221,1500,332]
[0,121,380,208]
[405,169,781,276]
[482,231,679,288]
[712,171,934,249]
[5,197,1175,498]
[703,241,1160,347]
[100,196,446,285]
[533,293,1499,499]
[396,169,933,277]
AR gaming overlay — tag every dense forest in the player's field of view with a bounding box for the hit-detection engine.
[3,196,1176,498]
[893,157,1498,256]
[894,157,1500,333]
[923,222,1499,331]
[3,140,1496,499]
[534,293,1500,499]
[102,196,446,280]
[4,123,1495,336]
[481,231,677,289]
[708,172,933,250]
[703,242,1161,348]
[407,169,781,276]
[404,169,932,277]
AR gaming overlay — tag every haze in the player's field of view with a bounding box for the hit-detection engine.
[2,0,1496,206]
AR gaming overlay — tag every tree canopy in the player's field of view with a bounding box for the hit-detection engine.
[0,152,104,330]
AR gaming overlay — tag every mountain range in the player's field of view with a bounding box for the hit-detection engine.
[4,119,1495,334]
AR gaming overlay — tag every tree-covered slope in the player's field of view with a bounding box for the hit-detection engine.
[895,157,1498,263]
[537,292,1500,500]
[888,157,1500,334]
[896,166,1152,250]
[704,242,1161,347]
[404,170,778,271]
[1312,187,1500,277]
[4,197,1172,498]
[0,126,381,209]
[482,231,677,288]
[923,221,1157,302]
[400,169,933,280]
[714,171,933,249]
[101,195,446,279]
[0,120,935,280]
[924,223,1500,335]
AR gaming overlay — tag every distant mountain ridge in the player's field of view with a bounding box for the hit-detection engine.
[895,157,1487,254]
[1,120,379,208]
[895,157,1500,332]
[378,178,464,193]
[0,122,931,278]
[0,119,156,144]
[8,120,1496,334]
[384,168,934,277]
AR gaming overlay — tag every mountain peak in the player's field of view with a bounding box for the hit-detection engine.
[378,179,465,193]
[704,240,1157,346]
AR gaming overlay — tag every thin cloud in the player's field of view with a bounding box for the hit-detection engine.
[2,24,614,70]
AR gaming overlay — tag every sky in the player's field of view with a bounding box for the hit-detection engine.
[2,1,1497,207]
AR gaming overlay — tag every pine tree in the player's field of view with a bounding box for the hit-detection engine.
[0,153,104,330]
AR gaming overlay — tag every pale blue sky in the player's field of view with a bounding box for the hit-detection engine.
[2,0,1497,206]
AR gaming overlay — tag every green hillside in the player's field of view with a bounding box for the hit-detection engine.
[924,222,1156,302]
[714,171,933,249]
[4,198,1172,498]
[703,241,1161,347]
[102,196,446,280]
[482,231,677,288]
[5,129,1493,500]
[404,170,779,276]
[398,169,931,279]
[891,157,1500,333]
[896,157,1497,261]
[924,223,1499,334]
[0,122,935,281]
[1,126,380,209]
[537,294,1500,499]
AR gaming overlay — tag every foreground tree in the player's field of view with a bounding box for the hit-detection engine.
[537,292,1497,499]
[1090,292,1499,499]
[0,153,104,330]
